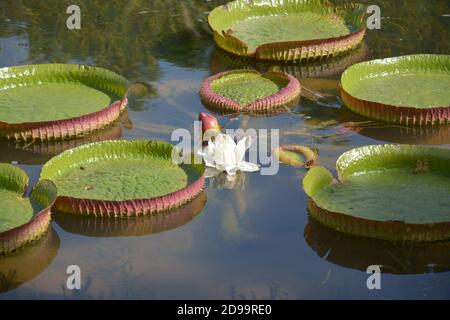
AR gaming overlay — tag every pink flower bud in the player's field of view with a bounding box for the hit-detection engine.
[199,112,220,134]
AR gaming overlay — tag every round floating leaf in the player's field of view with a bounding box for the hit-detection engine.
[0,228,59,292]
[341,54,450,126]
[303,145,450,242]
[0,164,57,255]
[200,69,301,113]
[0,64,129,141]
[40,140,205,217]
[54,191,207,237]
[304,217,450,274]
[208,0,366,61]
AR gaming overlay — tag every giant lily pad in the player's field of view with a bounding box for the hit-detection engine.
[54,191,207,237]
[208,0,366,61]
[40,140,205,217]
[0,164,57,255]
[200,69,301,113]
[341,54,450,126]
[303,145,450,242]
[0,64,129,141]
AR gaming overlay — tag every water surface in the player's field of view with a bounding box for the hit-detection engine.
[0,0,449,299]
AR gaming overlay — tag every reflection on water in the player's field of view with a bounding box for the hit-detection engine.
[0,113,130,165]
[305,217,450,275]
[342,122,450,145]
[54,192,207,237]
[0,0,449,299]
[0,229,60,293]
[207,172,247,191]
[210,42,371,79]
[0,0,223,79]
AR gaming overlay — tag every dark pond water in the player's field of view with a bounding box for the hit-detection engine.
[0,0,449,299]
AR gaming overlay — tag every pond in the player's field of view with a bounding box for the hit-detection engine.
[0,0,449,299]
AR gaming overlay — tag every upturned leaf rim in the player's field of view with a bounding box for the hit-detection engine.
[40,140,205,217]
[208,0,367,61]
[0,63,129,141]
[0,163,57,255]
[341,54,450,126]
[303,144,450,242]
[200,69,301,113]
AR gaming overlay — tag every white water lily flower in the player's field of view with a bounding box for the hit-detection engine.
[198,133,260,178]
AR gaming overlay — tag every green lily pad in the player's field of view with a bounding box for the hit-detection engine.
[200,69,301,113]
[0,64,129,141]
[213,72,281,105]
[341,54,450,126]
[233,13,350,52]
[208,0,366,61]
[0,164,57,255]
[40,140,205,216]
[303,145,450,242]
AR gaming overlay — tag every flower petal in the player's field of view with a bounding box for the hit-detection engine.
[222,135,238,168]
[207,139,215,155]
[225,164,239,176]
[202,151,216,167]
[212,134,227,166]
[238,135,254,161]
[238,161,260,172]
